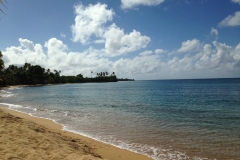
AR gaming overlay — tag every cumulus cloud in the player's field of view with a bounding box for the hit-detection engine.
[71,3,115,44]
[195,41,240,71]
[45,38,68,54]
[121,0,165,9]
[219,11,240,27]
[114,54,161,75]
[19,38,35,51]
[104,24,151,56]
[232,0,240,4]
[167,56,195,73]
[155,49,166,54]
[44,38,69,69]
[164,41,240,78]
[3,38,46,66]
[71,3,151,57]
[63,49,113,76]
[140,50,153,56]
[177,39,201,53]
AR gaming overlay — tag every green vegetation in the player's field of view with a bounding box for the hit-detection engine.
[0,51,118,86]
[117,78,135,81]
[0,51,4,85]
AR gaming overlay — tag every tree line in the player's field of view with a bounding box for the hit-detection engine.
[0,51,117,86]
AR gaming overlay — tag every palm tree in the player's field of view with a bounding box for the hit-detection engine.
[23,62,31,71]
[0,51,4,71]
[0,51,4,86]
[47,69,50,75]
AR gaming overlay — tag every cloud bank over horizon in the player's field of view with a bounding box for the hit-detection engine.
[3,36,240,79]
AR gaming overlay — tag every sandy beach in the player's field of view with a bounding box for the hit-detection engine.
[0,105,152,160]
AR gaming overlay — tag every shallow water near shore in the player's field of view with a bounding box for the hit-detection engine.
[1,78,240,160]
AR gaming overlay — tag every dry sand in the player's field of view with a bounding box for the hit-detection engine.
[0,105,153,160]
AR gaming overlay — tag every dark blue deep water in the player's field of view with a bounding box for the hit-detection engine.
[1,78,240,160]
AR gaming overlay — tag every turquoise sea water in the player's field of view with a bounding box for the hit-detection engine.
[1,78,240,160]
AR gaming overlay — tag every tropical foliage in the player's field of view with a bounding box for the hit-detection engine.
[0,51,117,86]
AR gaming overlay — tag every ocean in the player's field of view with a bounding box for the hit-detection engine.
[1,78,240,160]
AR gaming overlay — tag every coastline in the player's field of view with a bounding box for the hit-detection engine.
[0,105,153,160]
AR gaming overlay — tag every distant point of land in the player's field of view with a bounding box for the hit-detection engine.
[117,78,135,81]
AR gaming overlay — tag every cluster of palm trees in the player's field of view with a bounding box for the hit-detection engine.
[0,61,87,85]
[1,62,63,85]
[96,72,115,77]
[0,51,118,86]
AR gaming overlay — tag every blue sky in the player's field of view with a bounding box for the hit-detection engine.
[0,0,240,80]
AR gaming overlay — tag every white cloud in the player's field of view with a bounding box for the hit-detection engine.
[64,49,113,76]
[155,49,166,54]
[232,0,240,4]
[44,38,69,69]
[233,43,240,61]
[44,38,68,54]
[140,50,153,56]
[3,38,46,66]
[71,3,151,57]
[163,41,240,78]
[210,27,218,36]
[71,3,115,44]
[167,56,194,73]
[200,42,237,71]
[195,41,239,71]
[177,39,201,53]
[210,27,218,40]
[114,54,161,75]
[94,39,105,44]
[219,11,240,27]
[104,24,151,56]
[60,33,66,38]
[121,0,165,9]
[19,38,35,51]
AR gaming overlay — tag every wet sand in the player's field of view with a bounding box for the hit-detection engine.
[0,105,153,160]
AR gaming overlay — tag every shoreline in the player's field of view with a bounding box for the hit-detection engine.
[0,104,153,160]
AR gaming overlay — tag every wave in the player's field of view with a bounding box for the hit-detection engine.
[0,90,16,97]
[0,103,22,108]
[63,125,208,160]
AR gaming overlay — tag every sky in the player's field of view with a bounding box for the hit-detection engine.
[0,0,240,80]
